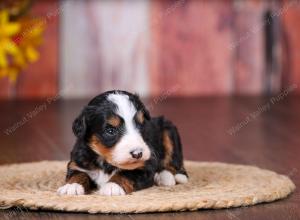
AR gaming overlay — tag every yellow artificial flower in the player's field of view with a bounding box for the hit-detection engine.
[0,66,19,83]
[17,18,45,65]
[0,7,45,83]
[0,10,21,68]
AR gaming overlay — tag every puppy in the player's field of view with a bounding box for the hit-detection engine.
[57,90,188,196]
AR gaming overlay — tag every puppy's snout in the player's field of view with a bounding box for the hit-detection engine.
[130,148,143,159]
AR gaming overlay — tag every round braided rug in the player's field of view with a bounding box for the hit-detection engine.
[0,161,295,214]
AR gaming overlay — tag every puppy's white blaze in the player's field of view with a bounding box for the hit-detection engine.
[107,93,136,123]
[107,93,151,164]
[154,170,176,186]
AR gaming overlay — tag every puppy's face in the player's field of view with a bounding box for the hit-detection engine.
[73,91,151,170]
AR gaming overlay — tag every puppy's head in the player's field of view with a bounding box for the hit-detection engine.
[73,91,151,170]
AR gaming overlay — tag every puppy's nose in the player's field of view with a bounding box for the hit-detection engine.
[130,148,143,159]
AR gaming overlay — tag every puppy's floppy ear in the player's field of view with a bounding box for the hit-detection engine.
[72,106,96,138]
[72,113,86,138]
[142,107,151,120]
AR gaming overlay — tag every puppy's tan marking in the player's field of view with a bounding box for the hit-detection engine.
[107,115,121,127]
[110,174,134,193]
[67,172,91,192]
[163,130,176,174]
[135,110,144,124]
[89,135,114,162]
[117,161,145,170]
[68,161,80,171]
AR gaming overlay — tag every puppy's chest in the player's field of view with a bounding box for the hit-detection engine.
[86,169,116,186]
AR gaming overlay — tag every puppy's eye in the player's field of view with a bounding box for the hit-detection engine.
[104,127,117,136]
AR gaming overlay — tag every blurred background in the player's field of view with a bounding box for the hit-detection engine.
[1,1,300,218]
[0,0,299,99]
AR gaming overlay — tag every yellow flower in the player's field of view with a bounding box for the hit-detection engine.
[0,66,19,83]
[0,8,45,83]
[0,10,21,68]
[17,18,45,66]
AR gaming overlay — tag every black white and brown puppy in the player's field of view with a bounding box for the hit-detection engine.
[57,90,188,196]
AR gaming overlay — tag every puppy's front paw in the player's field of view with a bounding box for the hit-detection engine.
[154,170,176,186]
[175,173,188,184]
[57,183,85,195]
[98,182,125,196]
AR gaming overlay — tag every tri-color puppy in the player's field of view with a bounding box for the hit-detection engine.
[57,90,188,196]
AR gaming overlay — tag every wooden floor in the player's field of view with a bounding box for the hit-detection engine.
[0,96,299,220]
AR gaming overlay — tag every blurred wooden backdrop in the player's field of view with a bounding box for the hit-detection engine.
[0,0,299,99]
[0,0,59,99]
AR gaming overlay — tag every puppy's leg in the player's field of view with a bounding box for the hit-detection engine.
[98,170,154,196]
[57,161,94,195]
[155,120,188,186]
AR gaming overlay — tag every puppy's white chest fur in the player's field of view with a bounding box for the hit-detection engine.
[86,169,116,186]
[87,170,125,196]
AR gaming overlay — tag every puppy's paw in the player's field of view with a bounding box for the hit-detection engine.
[57,183,85,195]
[154,170,176,186]
[98,182,125,196]
[175,173,188,184]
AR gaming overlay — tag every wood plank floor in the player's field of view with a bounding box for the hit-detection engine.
[0,96,299,220]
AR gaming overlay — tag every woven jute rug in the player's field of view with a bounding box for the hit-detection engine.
[0,160,295,214]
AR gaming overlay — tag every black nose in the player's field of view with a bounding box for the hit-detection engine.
[130,149,143,159]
